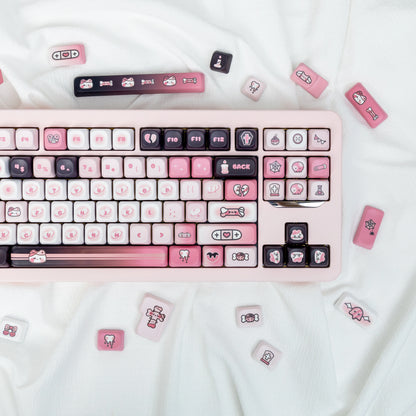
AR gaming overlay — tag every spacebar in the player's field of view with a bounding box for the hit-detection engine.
[10,246,168,268]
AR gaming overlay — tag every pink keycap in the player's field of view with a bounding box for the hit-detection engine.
[44,128,67,150]
[202,246,224,267]
[264,157,285,178]
[353,205,384,249]
[335,292,376,328]
[290,63,328,98]
[345,83,388,128]
[79,157,101,178]
[136,293,174,342]
[0,70,3,85]
[175,223,196,245]
[308,157,329,178]
[192,157,212,178]
[308,129,330,151]
[225,179,257,200]
[169,245,201,267]
[50,44,86,67]
[169,157,190,178]
[33,157,55,178]
[97,329,124,351]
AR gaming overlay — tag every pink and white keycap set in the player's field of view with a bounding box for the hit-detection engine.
[0,110,342,282]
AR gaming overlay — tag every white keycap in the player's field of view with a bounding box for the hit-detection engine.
[63,223,84,244]
[67,129,89,150]
[0,179,22,200]
[22,179,44,200]
[119,201,140,223]
[180,179,201,200]
[108,223,129,244]
[186,201,207,222]
[286,180,307,200]
[102,157,123,179]
[15,128,39,150]
[308,180,329,201]
[0,224,16,244]
[79,157,101,178]
[158,179,179,200]
[113,179,134,200]
[0,129,15,150]
[286,129,307,150]
[74,201,95,222]
[146,157,168,178]
[163,201,184,222]
[135,179,157,200]
[17,223,39,244]
[6,201,27,222]
[141,201,162,222]
[286,157,307,178]
[90,179,112,200]
[152,223,173,245]
[51,201,73,223]
[90,129,112,150]
[112,129,135,150]
[0,201,4,222]
[124,157,145,178]
[68,180,89,200]
[96,201,118,222]
[28,201,50,223]
[225,246,257,267]
[33,157,55,178]
[0,316,28,343]
[45,179,67,200]
[202,180,223,201]
[263,129,285,151]
[40,223,61,244]
[130,224,151,245]
[0,157,10,178]
[264,180,285,201]
[85,223,107,244]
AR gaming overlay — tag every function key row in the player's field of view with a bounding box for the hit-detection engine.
[264,128,330,151]
[0,128,39,150]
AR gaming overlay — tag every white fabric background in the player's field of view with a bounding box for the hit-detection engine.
[0,0,415,415]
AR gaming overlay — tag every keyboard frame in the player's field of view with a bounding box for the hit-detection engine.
[0,109,342,282]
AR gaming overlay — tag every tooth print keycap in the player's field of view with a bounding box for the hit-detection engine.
[15,129,39,150]
[308,157,330,178]
[353,205,384,249]
[308,129,330,151]
[224,246,257,267]
[97,329,124,351]
[169,157,190,178]
[169,246,201,267]
[225,180,257,200]
[208,202,257,222]
[264,157,285,178]
[197,224,256,245]
[202,246,224,267]
[44,128,67,150]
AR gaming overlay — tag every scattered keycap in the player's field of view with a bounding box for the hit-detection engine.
[290,63,328,98]
[335,293,375,328]
[49,44,86,67]
[136,293,173,341]
[252,340,282,370]
[210,51,233,74]
[0,316,29,343]
[241,76,266,101]
[97,329,124,350]
[236,305,263,328]
[353,205,384,249]
[0,70,3,85]
[345,83,388,128]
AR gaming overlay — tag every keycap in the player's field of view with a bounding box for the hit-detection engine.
[0,246,10,267]
[136,179,157,200]
[186,129,205,150]
[136,293,174,341]
[208,201,257,223]
[112,129,134,150]
[208,129,230,150]
[10,157,32,178]
[252,341,282,370]
[152,223,173,245]
[113,179,134,200]
[33,157,55,178]
[335,292,375,328]
[15,128,39,150]
[119,201,140,223]
[169,157,190,178]
[263,157,284,179]
[286,157,307,178]
[191,157,212,178]
[224,246,257,267]
[210,51,233,73]
[79,157,101,178]
[180,179,201,200]
[308,180,329,201]
[96,201,118,222]
[286,129,307,150]
[85,224,106,244]
[68,179,89,200]
[0,201,4,222]
[40,224,61,244]
[263,129,285,151]
[174,223,196,244]
[197,224,257,245]
[67,129,89,150]
[308,129,330,151]
[290,63,328,98]
[236,305,263,327]
[0,316,29,343]
[169,245,201,267]
[29,201,50,222]
[0,70,3,85]
[353,205,384,249]
[225,179,257,201]
[45,179,66,200]
[0,157,10,178]
[308,157,330,178]
[90,129,112,150]
[235,129,258,151]
[158,179,179,200]
[185,201,207,222]
[241,76,266,101]
[214,157,257,178]
[0,129,15,150]
[0,224,16,244]
[285,223,308,245]
[74,201,95,222]
[202,245,224,267]
[147,157,168,178]
[17,223,40,244]
[286,180,307,200]
[23,179,44,200]
[263,245,284,267]
[202,179,223,200]
[141,201,162,222]
[56,157,78,178]
[124,157,145,178]
[11,246,169,267]
[130,224,151,245]
[102,157,123,178]
[309,245,330,267]
[107,223,129,244]
[164,129,183,150]
[97,329,124,351]
[345,83,388,128]
[50,44,86,66]
[263,180,285,201]
[62,223,84,244]
[44,128,67,150]
[51,201,73,222]
[91,179,112,200]
[286,246,307,267]
[6,201,27,222]
[141,128,162,150]
[0,179,22,200]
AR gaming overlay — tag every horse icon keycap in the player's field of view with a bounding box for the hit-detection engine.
[97,329,124,350]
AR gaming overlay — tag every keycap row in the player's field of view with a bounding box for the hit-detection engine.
[264,179,329,201]
[264,129,330,151]
[0,223,257,245]
[0,201,257,223]
[264,156,329,179]
[263,245,329,267]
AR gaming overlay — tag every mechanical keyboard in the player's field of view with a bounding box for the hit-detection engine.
[0,110,342,282]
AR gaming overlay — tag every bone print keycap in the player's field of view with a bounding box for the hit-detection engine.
[236,305,263,328]
[335,292,376,328]
[136,294,174,341]
[17,223,39,245]
[97,329,124,351]
[252,341,282,370]
[63,223,84,244]
[0,316,29,343]
[353,205,384,249]
[208,202,257,222]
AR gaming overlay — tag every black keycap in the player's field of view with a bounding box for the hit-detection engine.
[10,157,32,178]
[56,157,78,178]
[285,223,308,245]
[263,245,284,267]
[140,128,162,150]
[164,129,183,150]
[214,157,257,178]
[210,51,233,74]
[186,129,206,150]
[286,246,307,267]
[208,129,230,150]
[235,129,258,151]
[309,245,330,268]
[0,247,10,268]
